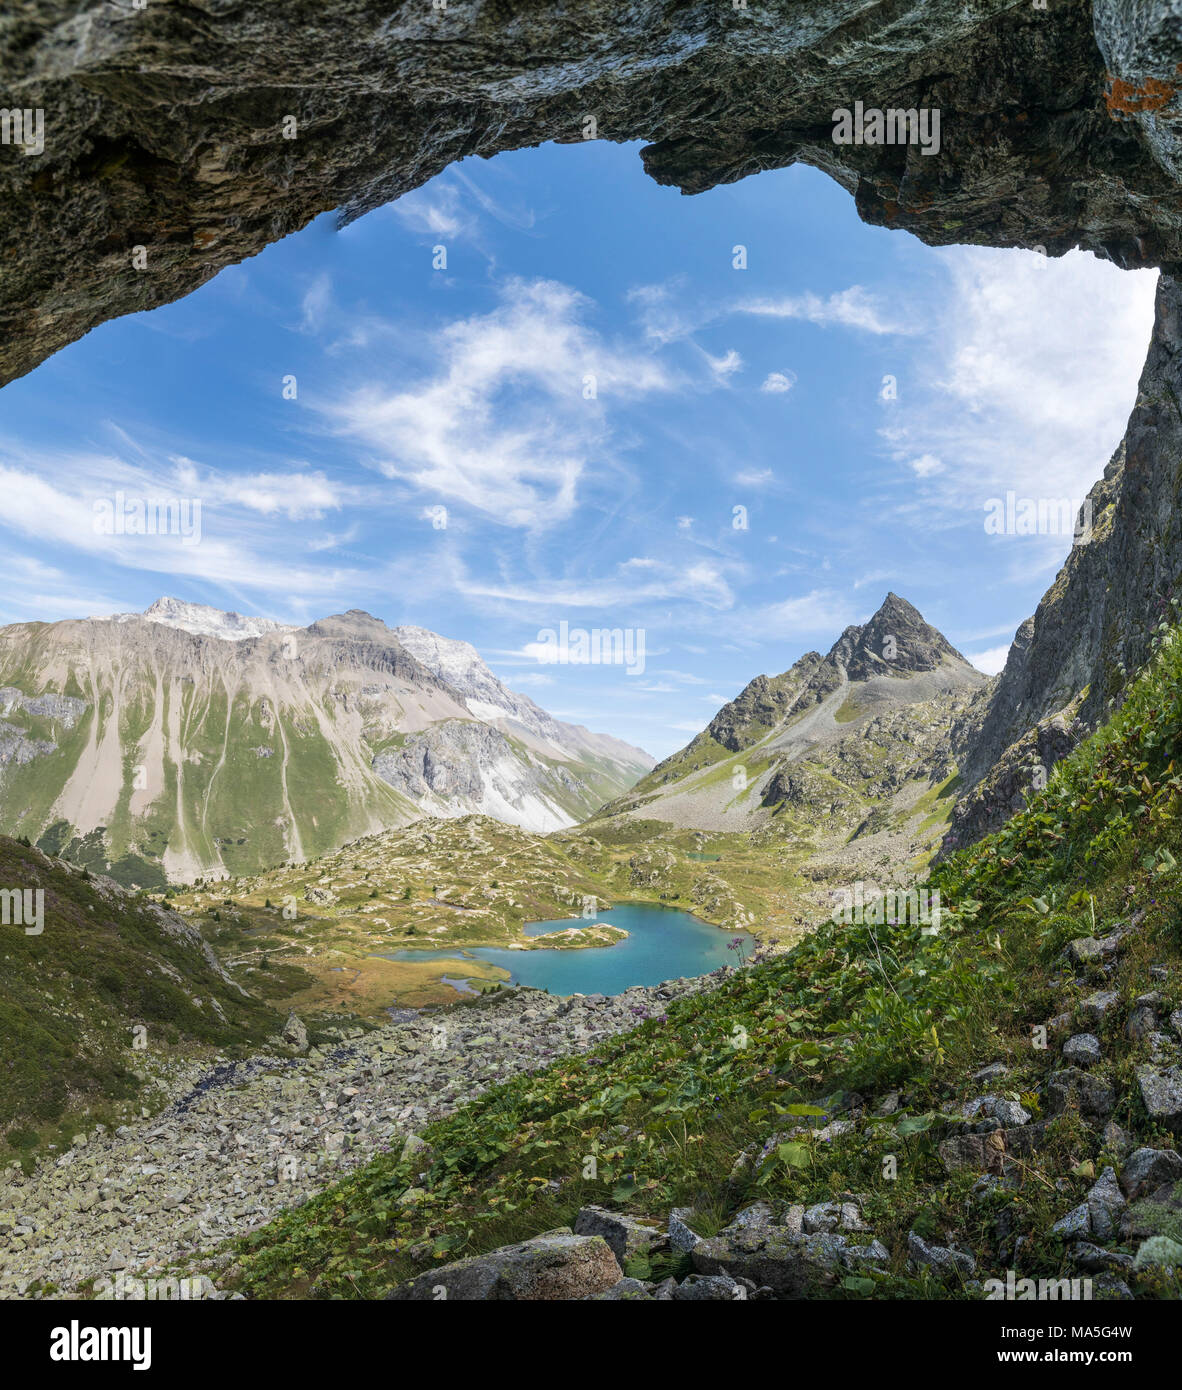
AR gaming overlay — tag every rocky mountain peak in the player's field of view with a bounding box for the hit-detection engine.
[118,597,290,642]
[829,593,968,680]
[304,610,394,643]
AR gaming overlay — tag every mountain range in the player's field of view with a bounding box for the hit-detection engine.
[0,598,652,883]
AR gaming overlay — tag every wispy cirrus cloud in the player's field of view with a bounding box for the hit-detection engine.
[325,278,677,529]
[967,643,1012,676]
[465,554,736,616]
[738,285,912,335]
[0,446,366,605]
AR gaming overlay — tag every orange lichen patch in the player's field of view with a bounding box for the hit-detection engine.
[1105,74,1176,115]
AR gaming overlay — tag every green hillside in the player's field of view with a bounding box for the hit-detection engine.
[0,838,293,1153]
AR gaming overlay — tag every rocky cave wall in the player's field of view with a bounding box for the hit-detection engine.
[4,0,1182,385]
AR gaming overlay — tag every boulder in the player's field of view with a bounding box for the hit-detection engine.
[668,1207,701,1255]
[1044,1068,1114,1120]
[962,1095,1031,1129]
[400,1133,433,1166]
[1081,991,1120,1025]
[802,1201,867,1235]
[938,1121,1048,1174]
[281,1012,308,1052]
[1062,1033,1101,1066]
[907,1230,975,1278]
[1127,1006,1159,1042]
[1066,936,1114,967]
[585,1277,654,1301]
[1071,1242,1133,1274]
[385,1229,622,1301]
[691,1203,884,1296]
[1085,1167,1127,1241]
[1120,1147,1182,1201]
[1050,1203,1091,1241]
[572,1206,665,1266]
[668,1273,752,1301]
[1136,1066,1182,1134]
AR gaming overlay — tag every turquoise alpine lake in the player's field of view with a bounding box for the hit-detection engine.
[384,903,753,997]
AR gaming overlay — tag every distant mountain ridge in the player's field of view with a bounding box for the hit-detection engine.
[112,596,294,641]
[0,600,653,883]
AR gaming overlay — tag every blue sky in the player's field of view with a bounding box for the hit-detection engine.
[0,141,1159,758]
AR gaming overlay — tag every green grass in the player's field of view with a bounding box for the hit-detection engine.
[834,696,863,724]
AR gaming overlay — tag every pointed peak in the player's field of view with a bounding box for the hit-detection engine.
[831,593,968,677]
[871,591,923,623]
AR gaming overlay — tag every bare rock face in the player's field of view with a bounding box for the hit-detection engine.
[4,0,1182,383]
[948,273,1182,846]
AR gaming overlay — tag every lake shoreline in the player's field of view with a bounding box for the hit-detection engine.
[376,901,754,1004]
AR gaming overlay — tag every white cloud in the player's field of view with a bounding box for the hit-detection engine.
[307,524,360,553]
[0,447,369,601]
[969,643,1012,675]
[909,453,943,478]
[300,274,333,334]
[740,286,910,336]
[761,370,796,394]
[884,248,1157,510]
[737,588,857,640]
[705,348,743,381]
[327,279,675,529]
[626,279,699,346]
[167,462,344,521]
[481,558,736,625]
[734,467,774,488]
[391,184,469,240]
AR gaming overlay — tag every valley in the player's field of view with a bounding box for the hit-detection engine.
[3,482,1182,1309]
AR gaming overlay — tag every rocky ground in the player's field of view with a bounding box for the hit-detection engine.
[0,975,710,1299]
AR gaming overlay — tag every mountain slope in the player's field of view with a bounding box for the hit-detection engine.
[228,621,1182,1302]
[0,835,286,1146]
[0,602,652,882]
[592,595,984,860]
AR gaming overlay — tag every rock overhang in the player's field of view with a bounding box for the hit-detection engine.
[3,0,1182,384]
